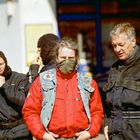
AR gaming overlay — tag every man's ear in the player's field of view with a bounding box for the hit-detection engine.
[56,57,59,63]
[132,38,136,48]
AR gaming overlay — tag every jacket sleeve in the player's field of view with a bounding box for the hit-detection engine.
[28,64,40,83]
[22,76,46,140]
[22,64,40,95]
[1,73,27,107]
[88,80,104,138]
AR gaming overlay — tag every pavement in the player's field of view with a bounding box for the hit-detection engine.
[93,134,104,140]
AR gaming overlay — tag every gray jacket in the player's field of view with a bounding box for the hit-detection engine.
[103,45,140,136]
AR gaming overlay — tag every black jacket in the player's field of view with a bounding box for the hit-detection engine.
[0,66,32,140]
[103,45,140,139]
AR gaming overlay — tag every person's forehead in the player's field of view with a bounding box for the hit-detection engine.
[0,57,5,62]
[112,33,128,42]
[113,33,128,39]
[58,47,75,55]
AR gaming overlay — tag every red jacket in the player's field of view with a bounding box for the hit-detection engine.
[22,70,104,140]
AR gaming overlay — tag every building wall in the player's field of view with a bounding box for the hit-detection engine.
[0,0,21,72]
[0,0,58,73]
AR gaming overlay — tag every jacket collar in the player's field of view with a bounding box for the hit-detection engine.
[56,68,76,79]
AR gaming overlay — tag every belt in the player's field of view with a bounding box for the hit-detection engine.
[0,119,24,129]
[122,111,140,119]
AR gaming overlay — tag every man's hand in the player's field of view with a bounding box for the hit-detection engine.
[43,132,59,140]
[76,131,91,140]
[104,126,109,140]
[32,54,42,65]
[0,76,5,87]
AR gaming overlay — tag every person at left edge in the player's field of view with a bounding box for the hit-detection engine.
[22,37,104,140]
[0,51,32,140]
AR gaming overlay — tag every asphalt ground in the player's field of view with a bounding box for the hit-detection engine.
[93,134,104,140]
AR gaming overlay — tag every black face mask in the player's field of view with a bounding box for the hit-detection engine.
[57,59,77,74]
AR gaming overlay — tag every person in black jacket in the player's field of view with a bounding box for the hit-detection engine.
[103,22,140,140]
[0,51,32,140]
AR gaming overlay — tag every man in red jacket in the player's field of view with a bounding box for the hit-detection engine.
[22,37,104,140]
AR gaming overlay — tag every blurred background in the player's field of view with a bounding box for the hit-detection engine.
[1,0,140,92]
[0,0,140,139]
[0,0,140,75]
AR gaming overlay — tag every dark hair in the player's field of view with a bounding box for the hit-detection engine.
[0,51,11,77]
[37,33,59,65]
[0,51,7,65]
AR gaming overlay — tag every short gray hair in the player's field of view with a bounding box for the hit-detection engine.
[110,22,136,40]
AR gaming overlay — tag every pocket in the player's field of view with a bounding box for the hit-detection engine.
[122,119,140,139]
[55,96,65,106]
[41,84,55,105]
[124,119,140,134]
[74,96,89,128]
[11,124,30,138]
[103,81,115,92]
[131,119,140,132]
[122,79,140,92]
[42,84,55,92]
